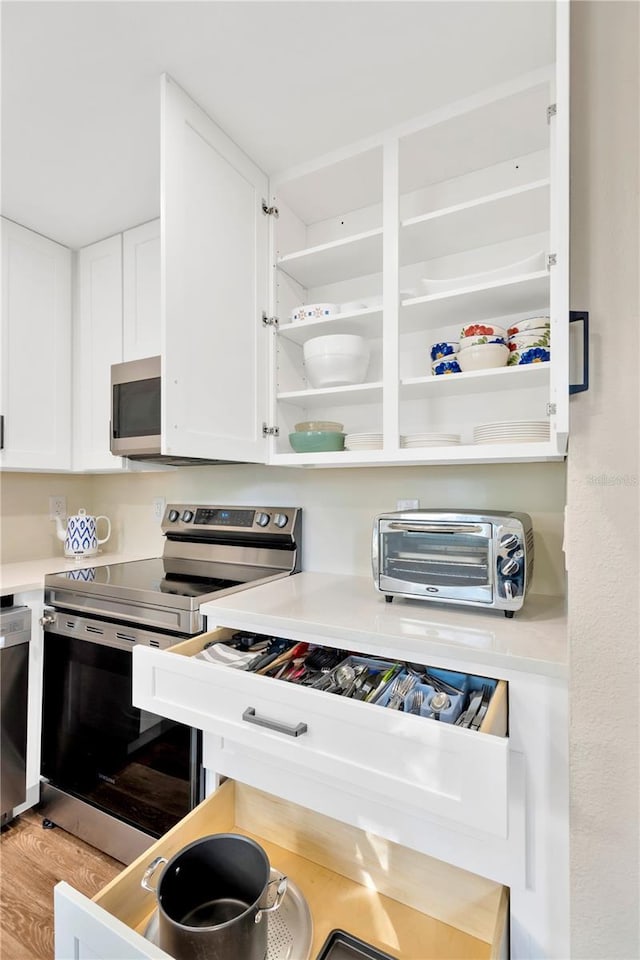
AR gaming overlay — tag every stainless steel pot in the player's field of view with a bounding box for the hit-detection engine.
[141,833,287,960]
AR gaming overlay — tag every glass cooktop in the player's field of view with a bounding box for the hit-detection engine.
[48,558,253,599]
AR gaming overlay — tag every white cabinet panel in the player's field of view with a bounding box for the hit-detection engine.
[161,75,269,463]
[0,219,71,471]
[73,235,124,471]
[123,220,161,361]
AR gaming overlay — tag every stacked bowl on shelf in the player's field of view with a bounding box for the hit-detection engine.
[303,334,370,389]
[506,316,551,365]
[288,420,345,453]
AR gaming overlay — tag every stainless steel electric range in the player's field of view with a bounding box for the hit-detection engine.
[39,504,302,863]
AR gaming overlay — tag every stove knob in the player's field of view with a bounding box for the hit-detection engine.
[181,510,194,523]
[500,533,519,550]
[255,512,270,527]
[168,509,180,522]
[501,557,520,576]
[273,513,288,528]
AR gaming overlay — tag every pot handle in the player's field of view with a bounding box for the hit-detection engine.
[255,875,288,923]
[141,856,167,894]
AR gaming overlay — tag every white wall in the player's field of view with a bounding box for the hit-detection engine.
[568,3,640,957]
[0,460,567,595]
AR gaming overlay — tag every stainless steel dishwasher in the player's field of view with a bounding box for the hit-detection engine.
[0,601,31,823]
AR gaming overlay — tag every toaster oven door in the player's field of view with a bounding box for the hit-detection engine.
[378,519,494,603]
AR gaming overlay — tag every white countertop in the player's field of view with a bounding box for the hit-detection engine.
[201,571,568,679]
[0,550,157,595]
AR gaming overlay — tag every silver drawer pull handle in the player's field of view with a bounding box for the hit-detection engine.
[243,707,308,738]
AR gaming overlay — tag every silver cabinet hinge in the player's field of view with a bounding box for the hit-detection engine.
[262,423,280,437]
[261,312,279,327]
[261,199,279,218]
[547,253,557,268]
[547,103,557,123]
[546,403,557,416]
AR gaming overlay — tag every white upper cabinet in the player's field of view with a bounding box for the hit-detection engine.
[161,75,269,464]
[123,220,161,361]
[264,5,569,467]
[74,234,124,471]
[0,218,72,471]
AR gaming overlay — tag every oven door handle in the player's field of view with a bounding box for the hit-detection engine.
[387,522,485,535]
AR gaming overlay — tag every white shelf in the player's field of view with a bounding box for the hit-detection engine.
[277,381,384,408]
[400,362,551,399]
[278,307,383,345]
[277,228,383,288]
[271,439,564,467]
[400,270,549,333]
[400,180,550,266]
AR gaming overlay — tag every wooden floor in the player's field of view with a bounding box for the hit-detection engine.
[0,809,121,960]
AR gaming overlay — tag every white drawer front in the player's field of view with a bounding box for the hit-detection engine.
[133,646,509,837]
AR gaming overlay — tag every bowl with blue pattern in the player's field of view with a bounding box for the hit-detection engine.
[431,356,462,376]
[429,341,459,362]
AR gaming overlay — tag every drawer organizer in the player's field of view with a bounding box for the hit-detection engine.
[133,628,510,837]
[55,779,509,960]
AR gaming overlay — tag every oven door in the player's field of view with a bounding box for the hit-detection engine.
[377,518,495,603]
[110,355,161,457]
[41,614,201,838]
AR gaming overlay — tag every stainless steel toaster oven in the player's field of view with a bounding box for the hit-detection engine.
[372,509,534,617]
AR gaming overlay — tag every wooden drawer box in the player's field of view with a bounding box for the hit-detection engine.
[132,629,509,838]
[55,779,508,960]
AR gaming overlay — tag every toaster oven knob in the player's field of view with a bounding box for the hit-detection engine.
[501,557,520,577]
[181,510,194,523]
[255,512,270,527]
[500,533,519,550]
[168,509,180,522]
[273,513,288,528]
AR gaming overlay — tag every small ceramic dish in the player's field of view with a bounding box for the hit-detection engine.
[458,342,509,371]
[431,356,462,376]
[429,341,459,361]
[507,316,550,337]
[508,331,551,352]
[459,322,508,341]
[294,420,343,433]
[458,335,506,351]
[507,345,551,366]
[290,303,340,323]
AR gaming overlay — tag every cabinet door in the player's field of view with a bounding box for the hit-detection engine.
[0,219,71,470]
[162,74,269,463]
[74,234,125,471]
[123,220,161,361]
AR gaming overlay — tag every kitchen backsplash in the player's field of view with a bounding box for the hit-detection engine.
[0,462,567,596]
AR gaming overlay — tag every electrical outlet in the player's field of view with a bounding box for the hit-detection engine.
[396,498,419,511]
[152,497,166,522]
[49,495,67,520]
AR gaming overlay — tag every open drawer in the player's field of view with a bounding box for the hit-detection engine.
[133,629,510,837]
[54,779,508,960]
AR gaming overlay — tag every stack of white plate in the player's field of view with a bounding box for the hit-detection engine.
[473,420,550,444]
[401,433,461,447]
[345,432,383,450]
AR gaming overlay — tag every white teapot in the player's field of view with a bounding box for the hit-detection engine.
[55,508,111,559]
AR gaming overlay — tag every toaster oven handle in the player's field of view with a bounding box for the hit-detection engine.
[387,522,485,534]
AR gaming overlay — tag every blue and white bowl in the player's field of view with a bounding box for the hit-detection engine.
[431,356,462,376]
[508,345,551,366]
[430,341,459,362]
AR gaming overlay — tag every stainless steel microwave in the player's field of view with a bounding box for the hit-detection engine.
[110,356,224,466]
[372,509,534,617]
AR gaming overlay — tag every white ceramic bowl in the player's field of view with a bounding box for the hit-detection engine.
[460,323,508,341]
[420,251,546,295]
[457,342,510,372]
[458,335,506,351]
[430,341,459,361]
[305,352,370,388]
[303,334,368,360]
[507,316,550,337]
[508,331,551,352]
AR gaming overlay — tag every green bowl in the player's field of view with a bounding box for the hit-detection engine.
[288,430,345,453]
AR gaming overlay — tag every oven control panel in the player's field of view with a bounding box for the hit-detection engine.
[162,505,298,534]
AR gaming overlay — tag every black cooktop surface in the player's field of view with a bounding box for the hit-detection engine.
[47,558,245,599]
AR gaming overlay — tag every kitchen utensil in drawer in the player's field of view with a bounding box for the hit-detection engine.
[143,867,313,960]
[315,929,398,959]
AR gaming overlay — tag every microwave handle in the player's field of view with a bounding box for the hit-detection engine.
[111,387,119,438]
[387,522,485,535]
